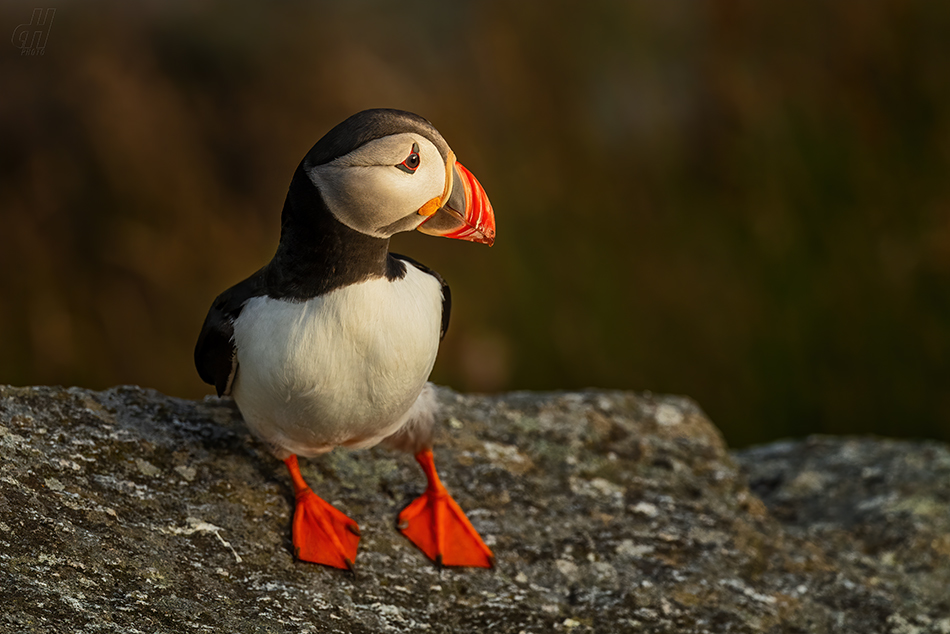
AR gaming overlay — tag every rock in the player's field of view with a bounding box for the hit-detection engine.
[0,385,947,633]
[736,437,950,631]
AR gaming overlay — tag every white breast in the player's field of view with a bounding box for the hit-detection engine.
[230,263,443,457]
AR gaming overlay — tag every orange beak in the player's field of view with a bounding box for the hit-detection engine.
[417,159,495,246]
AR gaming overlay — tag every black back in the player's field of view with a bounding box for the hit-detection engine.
[193,268,266,396]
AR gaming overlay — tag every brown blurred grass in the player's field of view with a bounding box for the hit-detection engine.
[1,0,949,446]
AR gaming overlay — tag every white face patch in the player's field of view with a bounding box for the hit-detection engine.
[306,133,447,238]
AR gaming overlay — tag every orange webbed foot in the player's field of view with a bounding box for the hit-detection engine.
[397,449,494,568]
[285,455,360,570]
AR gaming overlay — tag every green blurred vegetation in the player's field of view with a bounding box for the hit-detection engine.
[2,1,949,446]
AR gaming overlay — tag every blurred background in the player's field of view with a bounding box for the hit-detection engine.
[2,0,949,447]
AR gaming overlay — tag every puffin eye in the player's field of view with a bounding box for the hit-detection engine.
[396,142,421,174]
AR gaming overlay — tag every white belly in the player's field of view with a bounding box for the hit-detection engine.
[230,264,443,457]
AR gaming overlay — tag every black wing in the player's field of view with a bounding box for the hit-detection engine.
[391,253,451,340]
[194,269,267,397]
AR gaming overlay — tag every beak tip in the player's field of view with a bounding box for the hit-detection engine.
[417,159,496,246]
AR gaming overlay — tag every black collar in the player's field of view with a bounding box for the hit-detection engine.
[263,167,405,300]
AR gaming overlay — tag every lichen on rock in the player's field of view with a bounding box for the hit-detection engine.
[1,385,948,633]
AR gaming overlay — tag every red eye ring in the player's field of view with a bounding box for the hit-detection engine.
[396,142,421,174]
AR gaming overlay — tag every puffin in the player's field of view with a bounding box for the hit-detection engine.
[194,109,496,571]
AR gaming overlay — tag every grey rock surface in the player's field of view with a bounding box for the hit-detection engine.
[0,385,948,633]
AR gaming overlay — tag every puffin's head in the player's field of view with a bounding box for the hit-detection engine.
[301,109,495,246]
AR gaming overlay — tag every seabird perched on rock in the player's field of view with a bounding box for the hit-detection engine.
[195,109,495,570]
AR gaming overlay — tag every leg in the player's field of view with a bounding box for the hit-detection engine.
[284,455,360,570]
[397,449,494,568]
